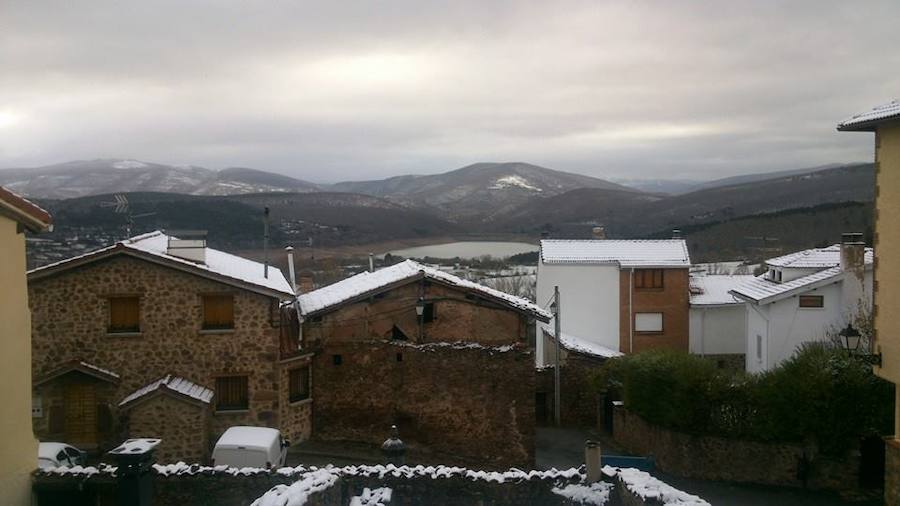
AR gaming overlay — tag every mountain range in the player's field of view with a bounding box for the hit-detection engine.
[5,158,875,265]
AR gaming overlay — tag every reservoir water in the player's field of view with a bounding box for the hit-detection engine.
[388,241,538,260]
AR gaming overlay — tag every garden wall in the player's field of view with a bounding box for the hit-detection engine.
[612,406,859,491]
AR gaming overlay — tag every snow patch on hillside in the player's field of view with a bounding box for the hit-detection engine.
[113,160,149,169]
[489,175,542,192]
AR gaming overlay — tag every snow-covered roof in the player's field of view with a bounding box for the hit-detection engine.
[838,100,900,131]
[540,240,691,268]
[540,323,622,359]
[119,374,214,408]
[35,360,120,386]
[29,230,293,297]
[765,244,873,269]
[690,275,755,306]
[216,426,282,450]
[729,266,843,305]
[297,259,551,321]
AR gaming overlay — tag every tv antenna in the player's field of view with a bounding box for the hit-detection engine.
[100,194,156,238]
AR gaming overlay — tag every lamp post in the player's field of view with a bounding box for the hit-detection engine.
[839,323,881,366]
[551,286,561,427]
[416,297,425,341]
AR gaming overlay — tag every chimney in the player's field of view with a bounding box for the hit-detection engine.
[298,270,315,294]
[672,229,682,240]
[591,226,606,240]
[166,230,207,264]
[285,246,297,293]
[369,252,375,272]
[840,232,866,316]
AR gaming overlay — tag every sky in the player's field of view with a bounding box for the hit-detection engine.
[1,1,899,183]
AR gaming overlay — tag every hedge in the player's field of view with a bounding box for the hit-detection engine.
[595,343,894,455]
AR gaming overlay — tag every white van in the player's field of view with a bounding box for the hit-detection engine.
[211,426,289,468]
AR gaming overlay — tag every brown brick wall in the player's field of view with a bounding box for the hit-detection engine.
[29,254,305,455]
[311,341,535,469]
[125,394,210,463]
[618,269,690,353]
[303,282,526,347]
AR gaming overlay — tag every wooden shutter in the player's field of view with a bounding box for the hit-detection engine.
[48,405,65,434]
[204,295,234,329]
[97,403,113,433]
[799,295,824,308]
[215,376,248,411]
[109,297,140,332]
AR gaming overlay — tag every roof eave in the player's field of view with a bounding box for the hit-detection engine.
[837,116,900,132]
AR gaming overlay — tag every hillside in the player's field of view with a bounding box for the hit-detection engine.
[26,191,460,268]
[0,159,320,198]
[329,162,640,221]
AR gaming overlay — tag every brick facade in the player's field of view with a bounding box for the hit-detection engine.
[300,280,537,468]
[29,254,302,459]
[619,269,690,353]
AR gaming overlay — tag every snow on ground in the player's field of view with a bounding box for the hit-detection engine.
[489,175,543,192]
[349,487,393,506]
[603,466,710,506]
[551,481,613,505]
[251,468,340,506]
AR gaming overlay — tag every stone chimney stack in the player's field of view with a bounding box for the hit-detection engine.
[672,229,682,240]
[840,232,866,316]
[591,226,606,240]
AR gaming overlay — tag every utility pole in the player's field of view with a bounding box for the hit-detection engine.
[553,285,561,426]
[263,206,270,279]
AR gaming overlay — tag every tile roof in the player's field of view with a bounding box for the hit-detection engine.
[119,375,214,407]
[765,244,873,268]
[29,230,294,296]
[540,324,622,359]
[689,275,755,306]
[297,259,551,321]
[838,100,900,131]
[729,266,843,305]
[0,185,52,231]
[540,239,690,267]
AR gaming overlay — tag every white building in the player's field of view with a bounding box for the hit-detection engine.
[535,238,691,366]
[689,274,755,369]
[730,235,873,373]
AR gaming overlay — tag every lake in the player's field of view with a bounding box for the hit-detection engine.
[388,241,539,260]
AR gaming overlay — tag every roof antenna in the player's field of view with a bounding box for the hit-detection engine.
[263,206,270,279]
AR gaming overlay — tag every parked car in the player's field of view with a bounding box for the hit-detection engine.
[211,426,289,468]
[38,442,86,469]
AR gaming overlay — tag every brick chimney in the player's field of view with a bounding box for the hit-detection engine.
[840,232,866,315]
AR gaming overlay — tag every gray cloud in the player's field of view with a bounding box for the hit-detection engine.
[0,0,897,182]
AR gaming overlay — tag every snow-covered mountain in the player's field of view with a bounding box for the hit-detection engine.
[329,162,637,220]
[0,159,320,199]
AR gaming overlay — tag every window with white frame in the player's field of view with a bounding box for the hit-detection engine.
[634,312,663,333]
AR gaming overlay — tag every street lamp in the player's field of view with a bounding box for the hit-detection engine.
[838,323,881,366]
[415,298,425,317]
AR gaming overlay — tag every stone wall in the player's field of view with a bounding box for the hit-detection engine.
[125,394,210,464]
[612,406,860,491]
[701,353,746,372]
[302,281,528,347]
[32,373,121,451]
[29,254,305,456]
[311,341,536,469]
[278,355,314,444]
[887,438,900,506]
[536,354,606,428]
[619,269,690,353]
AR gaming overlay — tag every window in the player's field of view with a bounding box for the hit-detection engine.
[634,269,664,290]
[396,353,403,362]
[109,296,140,333]
[422,302,436,323]
[634,312,663,333]
[799,295,824,308]
[332,354,343,366]
[756,334,763,361]
[203,294,234,330]
[215,376,248,411]
[288,366,310,403]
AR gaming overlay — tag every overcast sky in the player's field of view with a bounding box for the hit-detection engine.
[1,1,898,183]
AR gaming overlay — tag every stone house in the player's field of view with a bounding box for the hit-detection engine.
[28,230,299,463]
[286,259,552,468]
[0,186,52,506]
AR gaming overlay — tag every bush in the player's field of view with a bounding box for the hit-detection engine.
[596,344,894,456]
